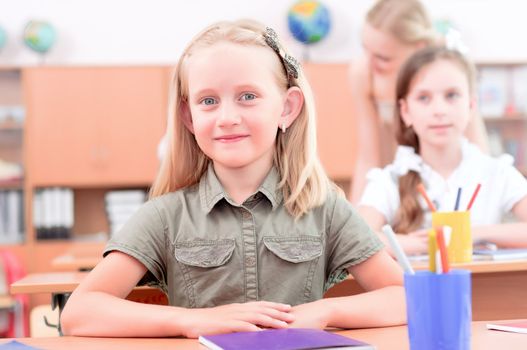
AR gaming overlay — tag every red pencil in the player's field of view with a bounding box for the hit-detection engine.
[466,183,482,211]
[417,183,437,212]
[435,227,450,273]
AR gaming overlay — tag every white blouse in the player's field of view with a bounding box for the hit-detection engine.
[359,139,527,229]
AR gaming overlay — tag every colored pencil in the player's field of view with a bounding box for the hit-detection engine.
[466,183,481,211]
[382,225,415,274]
[417,183,437,212]
[454,187,462,211]
[435,227,450,273]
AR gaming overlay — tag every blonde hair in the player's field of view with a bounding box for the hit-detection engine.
[393,46,476,233]
[150,19,335,219]
[367,0,436,46]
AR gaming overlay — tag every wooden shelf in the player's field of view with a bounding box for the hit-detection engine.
[476,60,527,66]
[0,122,23,131]
[483,116,527,122]
[0,241,25,247]
[0,178,23,190]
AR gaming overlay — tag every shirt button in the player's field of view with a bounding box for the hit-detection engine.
[245,256,256,267]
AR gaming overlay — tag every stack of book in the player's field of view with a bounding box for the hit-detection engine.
[33,188,74,240]
[0,190,24,244]
[105,190,146,236]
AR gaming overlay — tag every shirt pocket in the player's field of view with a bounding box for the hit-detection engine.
[173,239,237,308]
[174,239,235,267]
[263,236,323,263]
[262,235,323,303]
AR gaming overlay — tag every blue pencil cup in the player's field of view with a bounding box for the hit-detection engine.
[404,270,472,350]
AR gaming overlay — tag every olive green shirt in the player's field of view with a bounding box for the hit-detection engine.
[104,165,383,308]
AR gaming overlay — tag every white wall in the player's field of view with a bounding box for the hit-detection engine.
[1,0,526,66]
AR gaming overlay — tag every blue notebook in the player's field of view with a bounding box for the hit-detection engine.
[199,328,375,350]
[0,341,42,350]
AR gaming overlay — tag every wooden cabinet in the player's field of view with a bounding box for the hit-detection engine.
[22,66,170,246]
[303,63,356,193]
[24,67,168,187]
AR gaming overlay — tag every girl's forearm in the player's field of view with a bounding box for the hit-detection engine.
[474,223,527,248]
[323,286,406,329]
[61,291,186,337]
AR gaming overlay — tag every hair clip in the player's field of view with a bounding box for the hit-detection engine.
[283,54,299,79]
[263,27,280,52]
[263,27,299,82]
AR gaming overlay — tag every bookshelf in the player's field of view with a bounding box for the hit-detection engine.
[477,62,527,175]
[0,66,169,308]
[0,69,25,246]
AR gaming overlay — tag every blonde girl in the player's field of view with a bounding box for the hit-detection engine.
[61,19,405,338]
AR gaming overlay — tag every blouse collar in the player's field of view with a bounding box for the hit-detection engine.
[391,139,473,178]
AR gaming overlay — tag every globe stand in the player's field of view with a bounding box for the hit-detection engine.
[37,53,47,66]
[301,47,310,62]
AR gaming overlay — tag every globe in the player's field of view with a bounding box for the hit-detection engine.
[287,0,331,44]
[0,26,6,51]
[23,21,56,54]
[433,19,455,36]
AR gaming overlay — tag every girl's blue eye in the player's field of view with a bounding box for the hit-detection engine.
[417,95,429,102]
[240,93,256,101]
[201,97,216,105]
[446,91,460,100]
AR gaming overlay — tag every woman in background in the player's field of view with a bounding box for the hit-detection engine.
[348,0,488,203]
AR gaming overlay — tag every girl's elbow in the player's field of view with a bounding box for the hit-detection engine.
[60,296,84,336]
[60,306,75,336]
[384,285,407,326]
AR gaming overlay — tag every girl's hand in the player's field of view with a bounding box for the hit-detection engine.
[398,230,429,255]
[408,228,429,239]
[287,300,331,330]
[180,301,294,338]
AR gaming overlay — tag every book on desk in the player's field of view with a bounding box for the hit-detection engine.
[472,249,527,261]
[407,248,527,262]
[198,328,375,350]
[487,320,527,334]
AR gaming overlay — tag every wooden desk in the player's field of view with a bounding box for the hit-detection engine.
[11,272,89,295]
[51,255,100,271]
[325,259,527,321]
[0,295,15,310]
[12,259,527,321]
[51,244,103,272]
[1,321,526,350]
[10,272,167,335]
[10,272,167,305]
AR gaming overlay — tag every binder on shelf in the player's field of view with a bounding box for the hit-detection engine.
[0,190,24,244]
[105,190,146,236]
[512,66,527,115]
[478,66,509,118]
[34,187,74,240]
